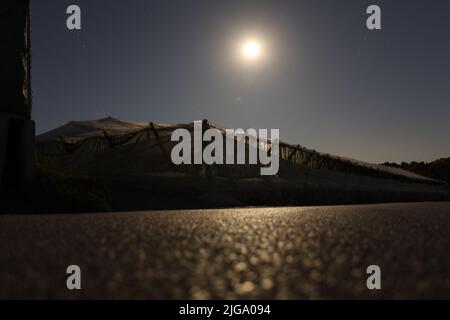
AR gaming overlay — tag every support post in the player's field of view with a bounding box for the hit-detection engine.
[150,122,173,169]
[202,119,215,179]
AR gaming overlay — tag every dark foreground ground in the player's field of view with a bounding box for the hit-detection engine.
[1,202,450,299]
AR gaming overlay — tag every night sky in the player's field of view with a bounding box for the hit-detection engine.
[31,0,450,163]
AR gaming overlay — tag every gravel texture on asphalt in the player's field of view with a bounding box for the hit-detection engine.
[1,202,450,299]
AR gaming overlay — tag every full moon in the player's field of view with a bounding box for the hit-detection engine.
[241,40,262,61]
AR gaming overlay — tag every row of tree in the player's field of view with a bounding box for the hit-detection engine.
[383,157,450,185]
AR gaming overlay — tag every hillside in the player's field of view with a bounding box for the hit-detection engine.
[383,158,450,185]
[37,117,148,142]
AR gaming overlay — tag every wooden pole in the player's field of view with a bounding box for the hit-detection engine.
[150,122,173,169]
[202,119,215,179]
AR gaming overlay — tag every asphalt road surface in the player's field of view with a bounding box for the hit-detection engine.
[1,202,450,299]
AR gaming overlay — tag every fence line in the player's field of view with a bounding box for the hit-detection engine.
[36,120,446,186]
